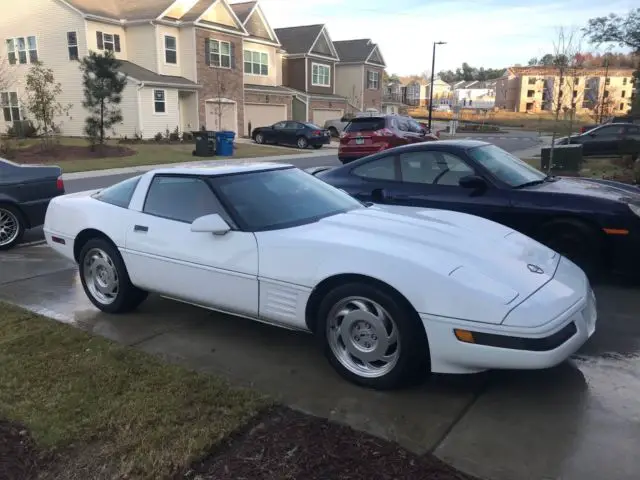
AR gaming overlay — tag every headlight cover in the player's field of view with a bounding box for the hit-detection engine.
[628,204,640,218]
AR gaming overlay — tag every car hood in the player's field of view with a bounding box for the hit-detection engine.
[257,205,561,324]
[532,176,640,203]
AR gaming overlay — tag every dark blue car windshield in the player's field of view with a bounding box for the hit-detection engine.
[468,144,546,188]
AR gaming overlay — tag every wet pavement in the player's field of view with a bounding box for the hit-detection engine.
[1,244,639,480]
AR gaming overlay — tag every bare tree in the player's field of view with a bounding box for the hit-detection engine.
[548,27,582,173]
[209,67,240,133]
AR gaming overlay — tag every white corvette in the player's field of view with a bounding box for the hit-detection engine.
[44,163,597,390]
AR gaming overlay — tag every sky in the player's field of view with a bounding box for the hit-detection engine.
[252,0,636,75]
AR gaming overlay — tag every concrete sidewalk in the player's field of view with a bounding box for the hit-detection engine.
[2,244,639,480]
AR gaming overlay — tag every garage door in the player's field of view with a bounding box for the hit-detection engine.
[206,100,237,133]
[245,104,286,136]
[312,109,343,128]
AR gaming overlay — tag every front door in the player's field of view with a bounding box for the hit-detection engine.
[123,175,259,316]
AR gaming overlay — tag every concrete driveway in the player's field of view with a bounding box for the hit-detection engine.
[1,244,638,480]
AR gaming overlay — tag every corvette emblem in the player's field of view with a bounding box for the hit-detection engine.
[527,264,544,274]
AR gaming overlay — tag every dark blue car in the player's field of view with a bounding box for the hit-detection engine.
[252,121,331,150]
[309,140,640,278]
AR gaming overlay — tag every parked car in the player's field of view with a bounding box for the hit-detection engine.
[252,121,331,149]
[44,163,595,390]
[579,115,640,134]
[310,139,640,278]
[555,123,640,157]
[0,158,64,250]
[338,115,438,164]
[324,111,379,137]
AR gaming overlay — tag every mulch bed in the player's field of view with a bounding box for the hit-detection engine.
[0,420,39,480]
[179,406,479,480]
[7,144,135,164]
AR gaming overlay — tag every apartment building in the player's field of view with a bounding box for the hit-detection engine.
[495,66,635,114]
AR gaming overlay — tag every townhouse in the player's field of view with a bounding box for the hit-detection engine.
[1,0,387,138]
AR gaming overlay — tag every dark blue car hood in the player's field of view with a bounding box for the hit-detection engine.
[532,176,640,203]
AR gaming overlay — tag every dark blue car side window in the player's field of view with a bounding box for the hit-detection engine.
[352,157,396,180]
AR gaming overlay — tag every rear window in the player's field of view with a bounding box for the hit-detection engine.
[304,123,322,130]
[345,117,386,133]
[93,175,140,208]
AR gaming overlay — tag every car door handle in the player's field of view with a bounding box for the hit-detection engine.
[133,225,148,232]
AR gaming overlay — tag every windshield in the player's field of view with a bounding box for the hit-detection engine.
[467,144,545,187]
[211,167,364,231]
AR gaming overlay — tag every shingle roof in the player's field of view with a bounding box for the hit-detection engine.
[333,39,375,63]
[229,1,256,23]
[244,84,293,95]
[179,0,213,21]
[274,24,324,55]
[64,0,175,20]
[118,60,199,87]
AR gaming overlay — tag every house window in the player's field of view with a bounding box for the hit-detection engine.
[1,92,21,122]
[620,103,625,110]
[67,32,78,61]
[312,63,330,86]
[367,71,379,89]
[209,39,231,68]
[622,90,626,98]
[243,50,268,76]
[605,78,610,86]
[165,35,177,64]
[528,77,536,85]
[527,90,534,97]
[96,32,121,52]
[154,90,166,114]
[623,78,628,85]
[5,36,38,65]
[604,90,609,98]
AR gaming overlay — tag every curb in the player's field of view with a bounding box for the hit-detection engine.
[61,150,337,180]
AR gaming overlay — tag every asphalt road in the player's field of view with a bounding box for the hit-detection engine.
[20,130,542,245]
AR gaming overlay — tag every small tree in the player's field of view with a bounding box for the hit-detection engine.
[548,27,581,173]
[24,62,72,149]
[208,66,240,132]
[80,50,127,146]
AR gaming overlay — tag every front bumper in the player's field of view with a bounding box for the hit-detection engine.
[421,258,597,374]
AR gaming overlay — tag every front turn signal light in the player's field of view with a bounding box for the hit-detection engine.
[454,329,475,344]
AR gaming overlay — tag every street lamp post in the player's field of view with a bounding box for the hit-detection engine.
[427,41,447,132]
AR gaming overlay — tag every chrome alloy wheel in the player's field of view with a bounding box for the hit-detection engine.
[83,248,119,305]
[297,137,308,148]
[0,207,20,247]
[326,296,401,378]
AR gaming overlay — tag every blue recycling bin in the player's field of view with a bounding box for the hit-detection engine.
[215,131,235,156]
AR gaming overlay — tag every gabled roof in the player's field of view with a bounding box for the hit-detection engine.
[61,0,175,19]
[229,1,255,23]
[333,39,385,66]
[117,60,199,88]
[274,24,324,55]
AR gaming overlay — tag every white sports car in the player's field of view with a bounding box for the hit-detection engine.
[44,162,597,390]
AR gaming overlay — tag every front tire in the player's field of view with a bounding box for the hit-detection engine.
[297,136,309,149]
[316,282,429,390]
[328,127,338,138]
[539,218,602,279]
[78,238,148,313]
[0,204,25,251]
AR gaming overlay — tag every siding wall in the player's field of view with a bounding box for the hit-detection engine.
[86,20,128,59]
[137,86,181,138]
[126,24,157,72]
[0,0,87,136]
[242,41,281,87]
[111,81,139,138]
[156,24,181,77]
[179,27,197,83]
[335,65,363,109]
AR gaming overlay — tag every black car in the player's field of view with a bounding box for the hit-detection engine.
[252,121,331,149]
[309,140,640,278]
[0,158,64,250]
[556,122,640,157]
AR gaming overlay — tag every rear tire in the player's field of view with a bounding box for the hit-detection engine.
[0,204,25,251]
[297,136,309,149]
[315,282,429,390]
[78,238,148,314]
[254,133,264,144]
[538,218,602,279]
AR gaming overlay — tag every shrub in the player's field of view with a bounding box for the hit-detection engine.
[154,132,163,142]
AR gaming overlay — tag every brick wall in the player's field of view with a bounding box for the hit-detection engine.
[363,66,384,111]
[195,28,245,135]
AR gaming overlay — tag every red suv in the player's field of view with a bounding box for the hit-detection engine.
[338,114,438,164]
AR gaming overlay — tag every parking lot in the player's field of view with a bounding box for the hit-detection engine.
[1,243,639,480]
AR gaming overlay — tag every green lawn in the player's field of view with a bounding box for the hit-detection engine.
[0,302,269,479]
[9,137,299,174]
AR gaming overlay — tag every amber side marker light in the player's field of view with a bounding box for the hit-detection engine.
[454,329,475,344]
[603,228,629,235]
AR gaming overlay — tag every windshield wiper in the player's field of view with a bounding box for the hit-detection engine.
[514,175,554,189]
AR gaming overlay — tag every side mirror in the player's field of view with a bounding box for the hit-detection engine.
[371,188,390,203]
[459,175,487,190]
[191,214,231,236]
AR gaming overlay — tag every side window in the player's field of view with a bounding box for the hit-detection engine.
[625,125,640,135]
[284,121,300,129]
[596,126,622,136]
[273,122,286,129]
[352,156,397,180]
[408,119,423,133]
[143,176,225,223]
[400,152,473,186]
[396,118,409,132]
[94,176,141,208]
